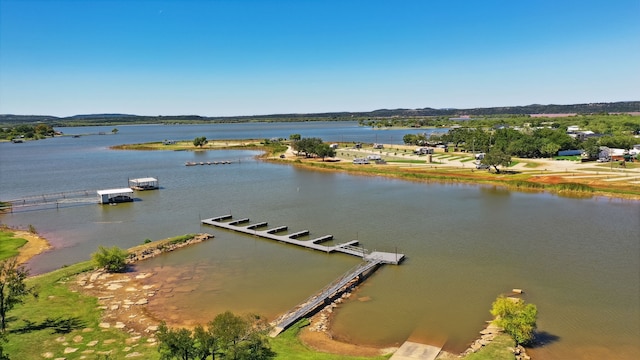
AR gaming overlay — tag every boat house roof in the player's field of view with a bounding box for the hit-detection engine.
[129,177,157,184]
[97,188,134,196]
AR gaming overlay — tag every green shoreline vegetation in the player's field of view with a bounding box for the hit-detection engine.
[2,228,519,359]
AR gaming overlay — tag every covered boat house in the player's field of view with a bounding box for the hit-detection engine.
[128,177,159,190]
[97,188,134,204]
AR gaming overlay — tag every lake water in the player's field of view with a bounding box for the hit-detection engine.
[0,122,638,359]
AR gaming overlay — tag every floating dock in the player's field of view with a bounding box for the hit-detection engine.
[201,214,405,335]
[201,215,404,264]
[185,160,234,166]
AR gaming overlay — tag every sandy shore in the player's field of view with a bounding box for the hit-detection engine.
[12,230,52,265]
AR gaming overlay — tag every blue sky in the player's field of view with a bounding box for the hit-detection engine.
[1,0,639,117]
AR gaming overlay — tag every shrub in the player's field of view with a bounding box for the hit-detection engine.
[491,295,537,345]
[92,246,128,273]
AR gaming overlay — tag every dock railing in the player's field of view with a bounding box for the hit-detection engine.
[270,258,382,336]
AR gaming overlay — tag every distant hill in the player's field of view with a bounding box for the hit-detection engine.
[1,101,638,126]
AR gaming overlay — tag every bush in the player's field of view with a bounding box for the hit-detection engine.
[490,295,537,345]
[92,246,128,273]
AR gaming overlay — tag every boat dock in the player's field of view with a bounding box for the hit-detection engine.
[269,258,383,336]
[201,215,404,264]
[201,214,405,335]
[185,160,234,166]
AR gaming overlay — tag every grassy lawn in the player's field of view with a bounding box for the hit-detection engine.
[0,230,27,260]
[6,261,160,360]
[553,155,581,161]
[464,333,515,360]
[388,159,429,164]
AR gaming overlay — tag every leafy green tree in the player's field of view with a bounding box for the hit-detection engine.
[92,246,128,273]
[540,141,561,158]
[111,128,119,134]
[157,312,274,360]
[491,295,537,346]
[211,311,250,357]
[0,257,36,332]
[193,136,208,148]
[314,143,335,161]
[291,137,323,157]
[157,322,196,360]
[580,138,600,159]
[34,123,54,137]
[481,148,511,173]
[193,324,217,360]
[289,134,301,141]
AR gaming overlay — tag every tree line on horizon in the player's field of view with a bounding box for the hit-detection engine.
[1,101,638,127]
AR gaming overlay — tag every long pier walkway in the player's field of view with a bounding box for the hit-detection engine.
[201,215,404,264]
[201,214,406,335]
[2,190,99,212]
[269,259,383,336]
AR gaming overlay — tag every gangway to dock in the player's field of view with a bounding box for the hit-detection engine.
[269,258,383,336]
[2,190,99,212]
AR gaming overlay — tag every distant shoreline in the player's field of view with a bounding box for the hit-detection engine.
[110,139,640,200]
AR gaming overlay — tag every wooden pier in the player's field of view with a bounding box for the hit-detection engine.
[201,215,405,335]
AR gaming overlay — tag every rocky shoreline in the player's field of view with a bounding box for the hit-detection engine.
[460,322,531,360]
[126,233,213,263]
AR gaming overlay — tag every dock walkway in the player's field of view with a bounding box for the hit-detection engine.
[201,215,406,335]
[3,190,99,212]
[201,215,404,264]
[269,258,383,336]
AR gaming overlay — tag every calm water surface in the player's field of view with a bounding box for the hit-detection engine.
[0,123,638,359]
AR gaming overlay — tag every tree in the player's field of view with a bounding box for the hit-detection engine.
[314,143,335,161]
[111,128,119,135]
[540,141,561,158]
[193,136,208,148]
[289,134,301,141]
[291,137,322,157]
[491,295,537,346]
[0,257,36,332]
[481,148,511,173]
[580,137,600,159]
[193,324,217,360]
[157,322,196,360]
[92,246,128,273]
[156,312,275,360]
[211,311,250,357]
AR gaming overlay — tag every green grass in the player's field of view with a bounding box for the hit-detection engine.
[271,320,390,360]
[387,159,428,164]
[0,230,28,260]
[464,333,515,360]
[5,261,160,360]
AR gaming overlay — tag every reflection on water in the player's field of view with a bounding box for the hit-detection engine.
[1,124,638,359]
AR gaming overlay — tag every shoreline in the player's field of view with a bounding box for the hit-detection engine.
[265,145,640,201]
[4,228,53,265]
[110,139,640,201]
